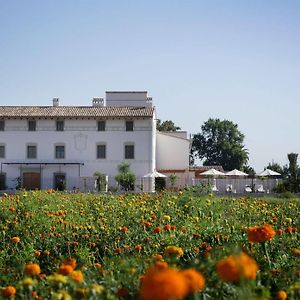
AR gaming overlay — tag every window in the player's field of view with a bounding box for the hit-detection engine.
[55,145,65,159]
[0,121,4,131]
[0,145,5,158]
[56,120,64,131]
[97,120,106,131]
[27,145,37,159]
[125,144,134,159]
[28,120,36,131]
[97,144,106,159]
[126,121,134,131]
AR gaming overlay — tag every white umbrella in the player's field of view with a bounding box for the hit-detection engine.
[200,168,225,176]
[200,168,225,191]
[257,169,281,176]
[143,170,167,178]
[225,169,248,193]
[257,169,281,193]
[226,169,248,176]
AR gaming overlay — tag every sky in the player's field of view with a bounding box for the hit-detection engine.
[0,0,299,171]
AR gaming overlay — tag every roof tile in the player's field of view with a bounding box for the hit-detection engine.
[0,106,154,118]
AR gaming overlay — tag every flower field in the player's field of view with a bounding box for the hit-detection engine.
[0,190,299,299]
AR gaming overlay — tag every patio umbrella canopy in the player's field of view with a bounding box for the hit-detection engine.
[200,168,225,176]
[257,169,281,193]
[225,169,248,193]
[225,169,248,176]
[257,169,281,176]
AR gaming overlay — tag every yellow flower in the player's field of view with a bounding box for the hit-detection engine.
[47,273,68,284]
[285,217,292,224]
[91,284,104,295]
[164,246,184,257]
[20,277,37,287]
[163,215,171,222]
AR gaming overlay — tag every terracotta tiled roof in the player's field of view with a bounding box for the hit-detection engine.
[0,106,154,118]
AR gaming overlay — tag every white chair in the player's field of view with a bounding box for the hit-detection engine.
[212,184,219,192]
[226,184,233,193]
[257,184,265,193]
[245,185,252,193]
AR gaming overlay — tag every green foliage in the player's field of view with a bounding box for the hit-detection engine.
[242,165,256,177]
[192,118,249,171]
[115,161,136,191]
[156,119,181,131]
[287,153,299,192]
[93,171,107,192]
[0,191,299,299]
[169,173,177,189]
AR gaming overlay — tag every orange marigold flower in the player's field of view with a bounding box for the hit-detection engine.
[140,266,188,300]
[285,227,293,234]
[43,250,50,256]
[58,264,74,275]
[152,254,163,261]
[34,250,41,257]
[163,224,172,231]
[216,253,258,282]
[11,236,20,244]
[248,224,275,243]
[275,290,287,300]
[293,249,300,257]
[135,244,143,251]
[154,261,169,270]
[24,263,41,276]
[70,270,84,283]
[1,286,16,298]
[120,226,128,233]
[143,221,152,227]
[64,258,76,269]
[277,229,283,236]
[114,248,122,254]
[180,269,205,294]
[153,227,161,233]
[116,287,129,297]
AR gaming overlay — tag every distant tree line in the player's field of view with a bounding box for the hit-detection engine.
[158,118,300,193]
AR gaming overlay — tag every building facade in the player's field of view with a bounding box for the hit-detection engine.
[0,91,190,192]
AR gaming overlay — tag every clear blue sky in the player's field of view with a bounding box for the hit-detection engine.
[1,0,299,171]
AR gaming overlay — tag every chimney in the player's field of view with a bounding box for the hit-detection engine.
[53,97,59,107]
[92,97,104,107]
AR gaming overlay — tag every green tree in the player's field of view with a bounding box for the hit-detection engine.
[242,165,255,177]
[156,119,180,131]
[265,162,284,175]
[287,153,299,192]
[192,118,249,171]
[115,161,136,191]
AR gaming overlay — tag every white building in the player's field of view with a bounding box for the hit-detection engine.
[0,91,190,192]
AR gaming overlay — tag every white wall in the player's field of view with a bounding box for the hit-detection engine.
[156,132,190,170]
[0,118,154,190]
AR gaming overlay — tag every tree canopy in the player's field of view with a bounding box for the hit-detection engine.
[192,118,249,171]
[156,119,180,131]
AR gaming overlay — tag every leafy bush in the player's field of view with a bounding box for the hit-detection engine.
[115,161,136,191]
